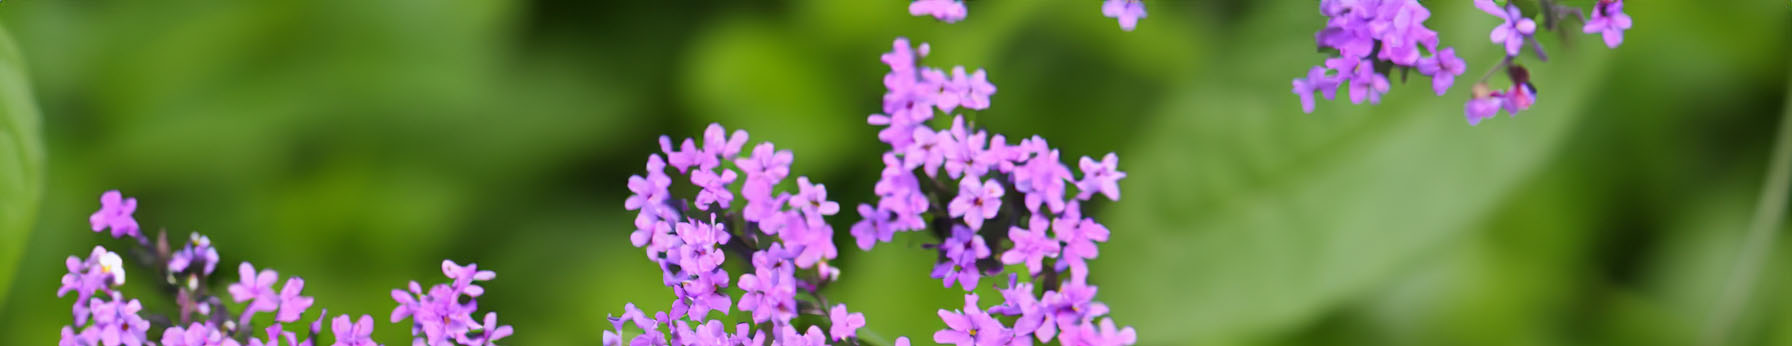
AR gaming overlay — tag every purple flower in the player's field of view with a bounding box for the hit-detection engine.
[1101,0,1147,32]
[1416,47,1467,95]
[948,176,1004,230]
[62,325,96,346]
[276,277,314,323]
[934,226,989,290]
[1371,0,1438,65]
[330,315,377,346]
[674,220,729,274]
[690,166,738,211]
[737,142,794,221]
[1094,318,1139,346]
[850,203,896,251]
[702,123,749,161]
[1076,153,1125,201]
[774,325,828,346]
[829,304,866,341]
[910,0,967,23]
[1291,66,1339,113]
[1002,216,1061,275]
[788,177,840,227]
[738,245,798,324]
[90,297,150,346]
[1346,62,1390,104]
[1583,0,1631,48]
[934,294,1010,346]
[89,190,140,239]
[1501,84,1537,116]
[671,269,732,321]
[942,118,988,179]
[248,325,283,346]
[1053,203,1110,279]
[932,67,967,113]
[626,155,672,215]
[905,128,951,177]
[168,233,219,275]
[456,313,512,346]
[962,69,995,110]
[779,213,838,268]
[1014,141,1071,214]
[60,246,124,314]
[442,260,497,297]
[1477,0,1536,56]
[161,324,240,346]
[1464,95,1503,126]
[228,262,281,315]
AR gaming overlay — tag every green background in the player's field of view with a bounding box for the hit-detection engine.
[1,0,1790,345]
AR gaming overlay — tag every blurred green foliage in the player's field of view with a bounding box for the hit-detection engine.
[0,0,1789,345]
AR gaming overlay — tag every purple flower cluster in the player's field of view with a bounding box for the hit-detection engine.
[227,262,314,330]
[1292,0,1465,113]
[1457,0,1629,125]
[615,124,888,345]
[57,247,152,346]
[59,191,507,346]
[907,0,1147,31]
[909,0,967,23]
[391,260,512,346]
[862,37,1137,345]
[170,232,221,277]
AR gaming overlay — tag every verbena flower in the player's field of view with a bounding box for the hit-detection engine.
[949,176,1005,230]
[169,232,220,276]
[910,0,968,23]
[1101,0,1147,32]
[89,190,140,240]
[161,323,240,346]
[275,277,315,323]
[455,313,512,346]
[1583,0,1631,48]
[329,315,378,346]
[59,246,124,319]
[1075,153,1125,201]
[1477,0,1536,56]
[229,262,281,316]
[1416,47,1467,96]
[392,260,506,346]
[1002,216,1061,276]
[828,304,866,341]
[934,294,1011,346]
[1295,0,1459,113]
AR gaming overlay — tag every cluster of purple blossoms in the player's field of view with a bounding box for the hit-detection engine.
[909,0,967,23]
[907,0,1146,31]
[865,37,1136,346]
[1460,0,1631,125]
[1293,0,1633,126]
[1291,0,1466,113]
[58,246,151,346]
[614,124,884,345]
[58,190,509,346]
[390,260,513,346]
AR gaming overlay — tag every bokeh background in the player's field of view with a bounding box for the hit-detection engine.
[0,0,1790,345]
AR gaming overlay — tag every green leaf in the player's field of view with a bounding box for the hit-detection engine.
[0,24,46,312]
[1092,2,1612,344]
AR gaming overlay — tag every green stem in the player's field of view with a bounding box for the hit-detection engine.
[1701,72,1792,346]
